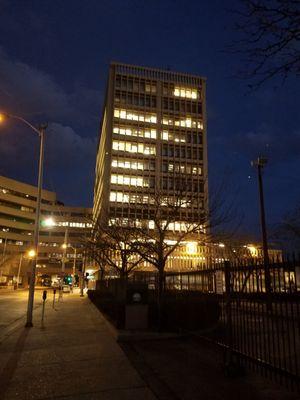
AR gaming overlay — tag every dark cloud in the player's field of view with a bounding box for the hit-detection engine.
[211,123,300,165]
[0,47,100,206]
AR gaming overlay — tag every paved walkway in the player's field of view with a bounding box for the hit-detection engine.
[0,290,42,338]
[0,293,156,400]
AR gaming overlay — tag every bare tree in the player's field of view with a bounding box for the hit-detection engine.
[132,184,237,319]
[280,204,300,238]
[272,204,300,249]
[231,0,300,88]
[86,218,143,282]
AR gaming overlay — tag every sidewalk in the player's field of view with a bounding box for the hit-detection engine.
[0,293,156,400]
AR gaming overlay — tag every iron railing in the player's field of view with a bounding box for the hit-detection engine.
[131,257,300,391]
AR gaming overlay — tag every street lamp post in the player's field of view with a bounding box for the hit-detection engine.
[251,156,271,293]
[0,112,47,326]
[16,253,23,289]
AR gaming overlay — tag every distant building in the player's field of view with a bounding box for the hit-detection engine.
[0,175,92,285]
[94,62,208,271]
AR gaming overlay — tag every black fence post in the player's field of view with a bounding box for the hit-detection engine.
[224,261,233,365]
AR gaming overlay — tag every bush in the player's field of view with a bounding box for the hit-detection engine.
[89,289,221,332]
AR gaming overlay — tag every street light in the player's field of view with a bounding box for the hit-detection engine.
[0,112,47,327]
[251,156,271,293]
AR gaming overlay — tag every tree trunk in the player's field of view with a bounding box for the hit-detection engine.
[100,268,104,281]
[157,266,165,331]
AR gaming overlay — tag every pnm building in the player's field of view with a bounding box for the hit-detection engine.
[94,63,208,271]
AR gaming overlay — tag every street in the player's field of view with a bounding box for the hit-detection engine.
[0,289,43,338]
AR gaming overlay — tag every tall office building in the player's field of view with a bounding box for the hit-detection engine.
[94,63,208,270]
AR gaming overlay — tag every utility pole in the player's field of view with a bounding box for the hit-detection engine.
[62,228,68,274]
[72,247,77,290]
[251,156,271,293]
[80,252,86,297]
[0,113,47,326]
[26,124,47,327]
[16,253,23,289]
[1,237,8,277]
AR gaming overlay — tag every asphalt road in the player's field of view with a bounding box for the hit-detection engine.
[0,289,43,336]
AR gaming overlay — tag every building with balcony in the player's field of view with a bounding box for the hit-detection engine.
[0,175,92,285]
[93,63,208,271]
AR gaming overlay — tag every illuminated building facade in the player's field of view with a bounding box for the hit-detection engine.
[0,175,92,284]
[94,63,208,271]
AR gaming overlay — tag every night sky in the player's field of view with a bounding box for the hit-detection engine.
[0,0,299,239]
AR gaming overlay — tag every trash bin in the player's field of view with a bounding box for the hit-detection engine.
[125,283,148,330]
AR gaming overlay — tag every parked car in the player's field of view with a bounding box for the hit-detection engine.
[62,285,71,293]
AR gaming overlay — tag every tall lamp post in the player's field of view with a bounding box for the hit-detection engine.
[0,112,47,326]
[251,156,271,293]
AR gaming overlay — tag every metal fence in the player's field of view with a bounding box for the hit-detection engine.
[132,257,300,391]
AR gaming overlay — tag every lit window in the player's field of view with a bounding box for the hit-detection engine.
[110,175,149,187]
[113,126,156,140]
[112,140,156,155]
[148,220,155,229]
[162,131,169,140]
[114,108,157,124]
[173,86,198,99]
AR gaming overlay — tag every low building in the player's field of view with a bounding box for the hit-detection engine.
[0,175,92,286]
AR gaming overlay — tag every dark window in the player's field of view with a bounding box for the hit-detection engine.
[149,177,155,188]
[128,79,133,90]
[150,161,155,171]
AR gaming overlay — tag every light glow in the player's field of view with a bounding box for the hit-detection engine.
[42,217,55,228]
[186,242,197,254]
[247,245,258,257]
[27,249,36,258]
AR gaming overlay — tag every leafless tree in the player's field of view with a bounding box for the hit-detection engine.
[272,204,300,249]
[132,182,238,318]
[85,218,144,282]
[280,205,300,238]
[230,0,300,88]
